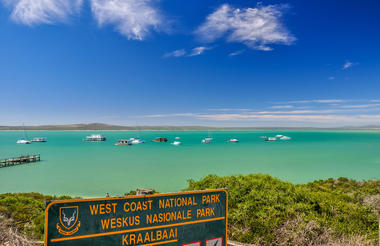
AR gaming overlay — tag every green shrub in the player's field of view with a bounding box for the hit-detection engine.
[186,174,379,245]
[0,193,72,240]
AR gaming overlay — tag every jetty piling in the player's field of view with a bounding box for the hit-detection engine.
[0,154,40,168]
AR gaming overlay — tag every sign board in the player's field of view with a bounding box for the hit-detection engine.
[45,189,228,246]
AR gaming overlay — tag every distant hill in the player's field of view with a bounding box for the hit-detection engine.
[0,123,215,131]
[0,123,380,131]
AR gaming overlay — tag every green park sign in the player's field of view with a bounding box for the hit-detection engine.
[45,189,228,246]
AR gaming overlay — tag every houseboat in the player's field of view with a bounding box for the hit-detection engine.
[152,137,168,142]
[115,139,132,145]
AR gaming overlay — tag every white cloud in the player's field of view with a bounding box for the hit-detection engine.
[196,113,380,124]
[270,105,293,109]
[144,113,197,118]
[256,109,351,114]
[342,60,357,70]
[208,108,250,112]
[163,46,211,58]
[163,49,186,58]
[288,99,346,104]
[195,4,295,51]
[229,49,245,56]
[90,0,163,40]
[188,46,211,56]
[2,0,82,25]
[340,104,380,109]
[328,76,335,80]
[314,99,345,103]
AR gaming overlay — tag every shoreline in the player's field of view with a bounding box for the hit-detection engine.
[4,176,379,199]
[1,129,380,132]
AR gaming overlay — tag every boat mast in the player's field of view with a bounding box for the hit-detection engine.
[23,123,29,140]
[136,121,141,138]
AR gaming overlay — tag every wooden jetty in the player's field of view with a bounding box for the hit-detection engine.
[0,154,40,168]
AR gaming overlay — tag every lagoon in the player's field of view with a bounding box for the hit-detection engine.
[0,130,379,197]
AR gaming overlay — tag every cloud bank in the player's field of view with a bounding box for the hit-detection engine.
[195,4,295,51]
[142,99,380,126]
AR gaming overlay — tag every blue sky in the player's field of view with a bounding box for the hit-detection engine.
[0,0,380,127]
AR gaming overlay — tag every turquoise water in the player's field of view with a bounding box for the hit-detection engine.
[0,131,379,197]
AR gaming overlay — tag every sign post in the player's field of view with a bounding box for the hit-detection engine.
[45,189,228,246]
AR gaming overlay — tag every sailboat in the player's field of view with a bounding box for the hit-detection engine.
[17,123,31,144]
[201,130,213,143]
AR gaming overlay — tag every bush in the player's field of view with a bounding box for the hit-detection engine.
[0,193,72,240]
[186,174,379,245]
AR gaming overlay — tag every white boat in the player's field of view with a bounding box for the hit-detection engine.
[202,130,213,143]
[265,137,277,141]
[31,137,47,142]
[275,135,284,138]
[83,134,106,141]
[17,123,31,144]
[202,137,213,143]
[171,141,181,146]
[228,138,239,143]
[17,138,31,144]
[129,138,145,144]
[280,136,291,140]
[115,139,132,145]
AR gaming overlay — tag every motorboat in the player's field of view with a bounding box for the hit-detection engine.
[228,138,239,143]
[115,139,132,145]
[201,137,213,143]
[280,136,291,140]
[171,141,181,146]
[265,137,277,141]
[31,137,47,142]
[17,138,31,144]
[151,137,168,142]
[83,134,106,141]
[129,138,145,144]
[275,135,284,138]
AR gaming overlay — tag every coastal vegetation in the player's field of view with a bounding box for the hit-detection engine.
[0,175,379,245]
[187,174,380,245]
[0,193,71,243]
